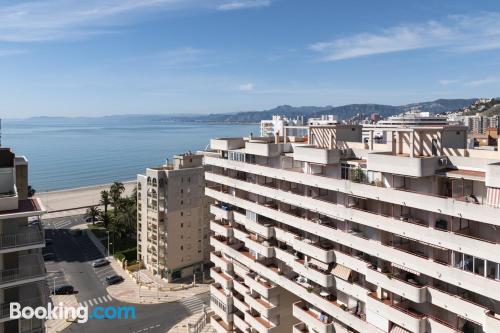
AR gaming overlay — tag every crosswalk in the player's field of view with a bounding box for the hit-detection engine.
[79,294,113,308]
[178,296,207,314]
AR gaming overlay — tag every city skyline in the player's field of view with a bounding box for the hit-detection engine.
[1,0,500,117]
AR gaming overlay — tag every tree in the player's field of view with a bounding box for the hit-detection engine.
[130,186,138,206]
[27,185,36,197]
[115,199,137,237]
[110,182,125,217]
[85,206,100,225]
[100,190,111,229]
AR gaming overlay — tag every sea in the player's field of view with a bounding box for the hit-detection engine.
[1,117,258,192]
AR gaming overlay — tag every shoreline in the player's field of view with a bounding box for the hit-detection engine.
[36,181,137,213]
[36,179,136,195]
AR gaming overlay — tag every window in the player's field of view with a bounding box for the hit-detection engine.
[181,223,183,228]
[180,246,183,250]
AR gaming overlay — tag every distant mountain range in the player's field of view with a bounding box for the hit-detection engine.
[169,98,478,123]
[14,98,478,124]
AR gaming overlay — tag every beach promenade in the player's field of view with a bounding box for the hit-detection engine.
[36,181,136,213]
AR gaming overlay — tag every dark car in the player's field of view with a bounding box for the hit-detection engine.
[92,258,110,268]
[105,275,124,285]
[43,253,56,261]
[54,285,74,295]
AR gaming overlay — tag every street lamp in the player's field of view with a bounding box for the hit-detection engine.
[107,231,110,257]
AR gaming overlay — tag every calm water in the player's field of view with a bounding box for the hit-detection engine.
[2,118,258,191]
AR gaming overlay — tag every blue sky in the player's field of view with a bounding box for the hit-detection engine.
[1,0,500,118]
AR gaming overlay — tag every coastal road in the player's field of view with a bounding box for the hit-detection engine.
[42,216,206,333]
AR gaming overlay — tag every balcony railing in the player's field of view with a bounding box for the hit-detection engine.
[0,226,44,251]
[0,263,45,286]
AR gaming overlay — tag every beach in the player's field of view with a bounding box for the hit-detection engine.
[36,181,136,213]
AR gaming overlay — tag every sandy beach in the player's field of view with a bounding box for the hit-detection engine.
[36,181,136,213]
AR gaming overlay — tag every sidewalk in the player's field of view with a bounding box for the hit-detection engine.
[44,294,79,333]
[165,311,215,333]
[85,226,209,304]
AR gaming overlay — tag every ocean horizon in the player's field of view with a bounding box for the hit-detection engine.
[2,117,258,192]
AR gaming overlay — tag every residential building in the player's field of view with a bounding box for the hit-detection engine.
[260,116,305,137]
[137,153,211,281]
[0,148,47,333]
[308,115,339,126]
[202,124,500,333]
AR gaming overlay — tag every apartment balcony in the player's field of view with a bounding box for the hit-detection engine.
[233,315,250,332]
[211,299,233,324]
[244,236,274,258]
[243,273,278,299]
[367,292,426,333]
[0,223,44,253]
[0,294,47,323]
[0,198,45,220]
[211,251,233,273]
[293,301,334,333]
[426,316,462,333]
[244,310,277,333]
[211,267,233,290]
[0,255,46,288]
[293,145,340,165]
[233,295,249,313]
[245,292,278,318]
[234,212,273,238]
[484,311,500,333]
[293,322,309,333]
[293,238,335,264]
[211,314,234,333]
[366,266,427,303]
[210,204,234,221]
[0,190,18,211]
[293,259,334,288]
[244,142,289,157]
[367,152,441,177]
[210,283,233,307]
[211,220,234,238]
[233,278,249,296]
[210,138,245,151]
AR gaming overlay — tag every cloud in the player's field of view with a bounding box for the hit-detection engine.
[218,0,270,11]
[310,12,500,61]
[0,49,28,57]
[0,0,271,42]
[464,77,500,87]
[239,83,254,91]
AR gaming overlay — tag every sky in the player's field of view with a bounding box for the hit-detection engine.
[1,0,500,118]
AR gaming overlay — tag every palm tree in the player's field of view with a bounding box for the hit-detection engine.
[110,182,125,217]
[85,206,100,225]
[27,185,36,197]
[130,186,138,206]
[115,199,137,237]
[100,190,111,229]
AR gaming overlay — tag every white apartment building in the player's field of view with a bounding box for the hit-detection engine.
[260,116,305,137]
[137,153,210,281]
[0,148,47,333]
[202,124,500,333]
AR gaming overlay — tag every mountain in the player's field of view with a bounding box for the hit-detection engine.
[173,98,477,123]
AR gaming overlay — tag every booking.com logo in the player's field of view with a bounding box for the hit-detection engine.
[10,302,136,323]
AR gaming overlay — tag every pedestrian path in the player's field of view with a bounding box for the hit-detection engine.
[45,294,79,333]
[78,294,113,308]
[178,295,206,314]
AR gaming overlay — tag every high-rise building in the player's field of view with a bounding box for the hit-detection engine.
[137,153,211,281]
[203,125,500,333]
[260,116,305,137]
[0,148,47,333]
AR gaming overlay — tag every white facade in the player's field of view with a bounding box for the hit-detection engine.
[203,125,500,333]
[137,153,210,281]
[0,148,47,333]
[260,115,305,137]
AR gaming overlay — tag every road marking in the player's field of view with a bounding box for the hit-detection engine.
[88,299,94,306]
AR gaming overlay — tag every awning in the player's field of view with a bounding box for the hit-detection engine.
[390,325,411,333]
[486,187,500,208]
[391,262,420,276]
[330,263,352,281]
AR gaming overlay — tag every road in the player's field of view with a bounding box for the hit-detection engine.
[43,215,209,333]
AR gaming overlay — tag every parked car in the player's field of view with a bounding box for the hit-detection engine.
[105,275,124,285]
[43,253,56,261]
[54,285,74,295]
[92,258,110,268]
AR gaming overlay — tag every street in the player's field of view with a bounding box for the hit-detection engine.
[43,215,209,333]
